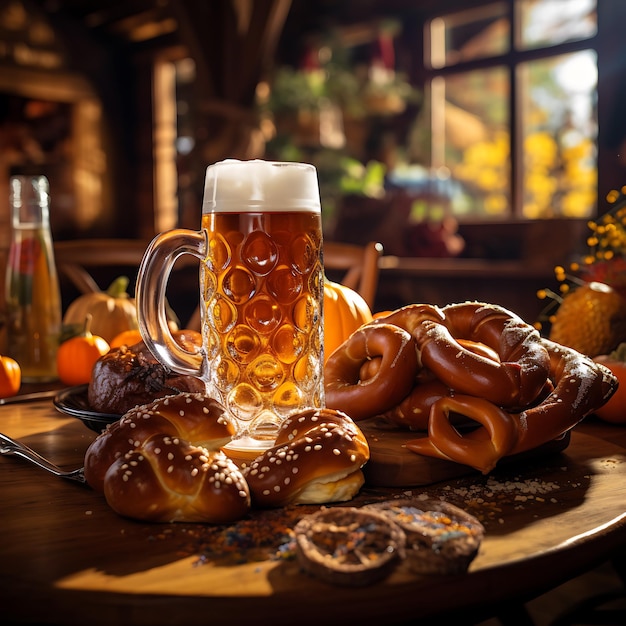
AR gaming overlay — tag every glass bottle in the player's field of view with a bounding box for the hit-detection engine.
[5,175,62,382]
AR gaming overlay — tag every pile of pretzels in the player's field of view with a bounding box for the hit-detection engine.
[324,301,618,474]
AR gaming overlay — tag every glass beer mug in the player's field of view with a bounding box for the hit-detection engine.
[136,160,325,452]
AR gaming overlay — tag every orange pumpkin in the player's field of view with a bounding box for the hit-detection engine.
[593,351,626,424]
[57,315,111,386]
[109,329,143,349]
[63,276,138,344]
[323,279,373,363]
[0,354,21,398]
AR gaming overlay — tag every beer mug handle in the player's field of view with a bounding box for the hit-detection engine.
[136,229,207,378]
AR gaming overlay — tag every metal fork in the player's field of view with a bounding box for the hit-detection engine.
[0,432,86,484]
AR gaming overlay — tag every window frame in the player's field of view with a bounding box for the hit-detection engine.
[419,0,603,220]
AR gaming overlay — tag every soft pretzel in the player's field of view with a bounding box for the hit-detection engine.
[325,300,618,474]
[84,393,235,491]
[373,303,447,335]
[407,339,618,473]
[84,393,251,523]
[512,339,617,451]
[386,302,551,409]
[410,394,519,473]
[324,323,419,421]
[326,302,550,423]
[243,407,370,507]
[381,379,449,431]
[102,435,251,523]
[381,339,501,431]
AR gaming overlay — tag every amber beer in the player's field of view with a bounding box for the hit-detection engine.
[136,160,325,453]
[201,208,324,448]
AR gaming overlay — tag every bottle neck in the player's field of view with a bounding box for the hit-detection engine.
[10,175,51,228]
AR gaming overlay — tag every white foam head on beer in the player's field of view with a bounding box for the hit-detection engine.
[202,159,321,213]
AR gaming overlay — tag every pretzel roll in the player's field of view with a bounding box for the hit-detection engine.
[243,408,370,508]
[103,436,251,523]
[413,302,550,408]
[324,323,419,421]
[84,393,235,494]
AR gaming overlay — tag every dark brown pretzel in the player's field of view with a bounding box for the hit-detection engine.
[406,339,618,473]
[324,323,419,421]
[410,302,551,409]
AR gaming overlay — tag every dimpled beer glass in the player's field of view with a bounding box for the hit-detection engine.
[136,160,325,452]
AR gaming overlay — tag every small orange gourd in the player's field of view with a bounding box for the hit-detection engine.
[109,329,143,349]
[63,276,138,344]
[323,279,373,363]
[57,315,110,386]
[0,354,21,398]
[593,344,626,424]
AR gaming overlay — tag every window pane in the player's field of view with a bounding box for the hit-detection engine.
[438,67,511,218]
[517,0,597,50]
[520,50,597,218]
[428,2,509,69]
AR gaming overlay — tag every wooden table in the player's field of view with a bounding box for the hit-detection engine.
[1,391,626,626]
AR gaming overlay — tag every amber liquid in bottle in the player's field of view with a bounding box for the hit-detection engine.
[5,176,62,382]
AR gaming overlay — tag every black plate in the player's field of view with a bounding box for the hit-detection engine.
[53,385,121,432]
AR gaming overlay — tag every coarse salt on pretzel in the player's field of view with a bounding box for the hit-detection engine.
[512,338,617,451]
[102,435,251,523]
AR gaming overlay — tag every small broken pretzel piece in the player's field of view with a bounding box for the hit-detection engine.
[364,498,484,575]
[294,506,406,587]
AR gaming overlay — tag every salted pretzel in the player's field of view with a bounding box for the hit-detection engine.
[324,300,618,474]
[379,302,551,409]
[406,339,618,473]
[325,301,550,422]
[84,393,251,523]
[243,407,370,507]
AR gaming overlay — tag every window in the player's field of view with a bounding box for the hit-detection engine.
[415,0,598,220]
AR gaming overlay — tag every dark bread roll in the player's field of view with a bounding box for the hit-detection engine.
[88,330,205,414]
